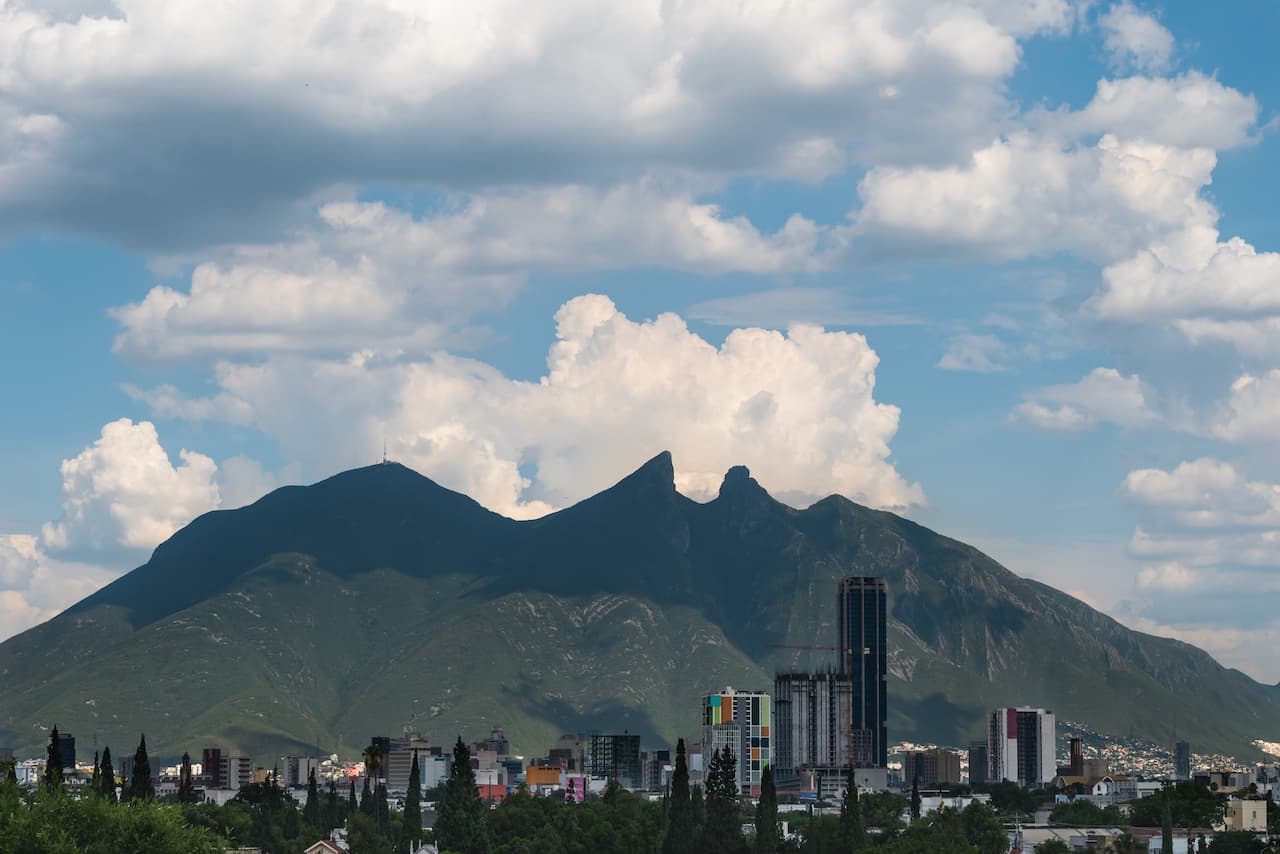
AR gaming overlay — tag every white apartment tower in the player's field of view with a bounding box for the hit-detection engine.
[988,707,1056,787]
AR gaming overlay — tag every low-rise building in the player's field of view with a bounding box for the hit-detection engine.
[1224,798,1267,832]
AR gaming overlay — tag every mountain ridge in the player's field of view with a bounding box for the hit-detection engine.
[2,453,1277,763]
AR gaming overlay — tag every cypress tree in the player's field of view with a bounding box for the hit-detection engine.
[754,763,778,854]
[402,750,423,850]
[327,779,339,831]
[284,799,300,840]
[129,733,154,801]
[360,776,375,817]
[348,778,358,820]
[435,735,490,854]
[703,746,743,854]
[178,752,197,803]
[45,725,64,794]
[1161,791,1174,854]
[90,750,100,793]
[663,738,693,854]
[304,766,321,826]
[99,746,117,803]
[690,784,706,843]
[376,781,391,837]
[909,775,921,820]
[840,763,865,851]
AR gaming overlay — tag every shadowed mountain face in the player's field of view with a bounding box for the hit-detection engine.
[3,453,1278,762]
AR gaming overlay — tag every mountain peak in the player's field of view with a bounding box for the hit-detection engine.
[718,464,767,499]
[628,450,676,486]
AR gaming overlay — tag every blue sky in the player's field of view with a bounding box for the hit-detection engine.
[2,0,1279,680]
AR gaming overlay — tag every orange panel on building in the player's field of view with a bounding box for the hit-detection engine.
[525,767,561,787]
[477,784,508,804]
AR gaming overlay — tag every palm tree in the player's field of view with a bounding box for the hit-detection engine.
[362,744,384,835]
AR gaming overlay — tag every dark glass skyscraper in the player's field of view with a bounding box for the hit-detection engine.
[837,576,887,767]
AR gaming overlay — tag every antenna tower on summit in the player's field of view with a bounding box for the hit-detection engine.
[382,439,388,464]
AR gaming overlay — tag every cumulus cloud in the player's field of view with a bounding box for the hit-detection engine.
[1212,371,1280,442]
[1135,561,1196,591]
[1098,2,1174,74]
[1012,367,1155,430]
[1124,458,1280,529]
[0,534,117,641]
[129,294,924,517]
[0,0,1076,248]
[112,187,826,360]
[936,334,1010,373]
[40,418,222,554]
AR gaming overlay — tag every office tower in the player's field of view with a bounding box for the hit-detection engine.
[838,576,888,767]
[587,733,642,789]
[55,732,75,771]
[703,687,772,797]
[902,748,963,787]
[386,737,431,791]
[988,707,1056,787]
[201,748,224,788]
[774,670,853,772]
[968,741,989,786]
[1175,741,1191,781]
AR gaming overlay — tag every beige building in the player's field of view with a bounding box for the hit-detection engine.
[1224,798,1268,832]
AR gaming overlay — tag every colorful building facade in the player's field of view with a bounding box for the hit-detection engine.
[702,687,771,797]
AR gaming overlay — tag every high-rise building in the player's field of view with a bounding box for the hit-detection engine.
[200,748,224,788]
[988,707,1056,787]
[587,733,641,790]
[1175,741,1191,781]
[386,737,432,791]
[55,732,75,772]
[902,748,963,787]
[282,755,321,788]
[968,742,988,786]
[548,734,585,773]
[838,576,888,767]
[774,670,853,772]
[640,749,671,792]
[703,687,772,797]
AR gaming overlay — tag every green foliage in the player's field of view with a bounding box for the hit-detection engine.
[1048,798,1124,827]
[99,746,117,803]
[981,781,1038,816]
[860,791,908,838]
[1207,830,1265,854]
[663,738,694,854]
[304,767,322,826]
[488,784,661,854]
[90,750,100,793]
[908,777,920,821]
[402,751,423,851]
[0,790,225,852]
[754,764,778,854]
[1033,840,1070,854]
[128,733,154,801]
[44,725,63,794]
[700,746,744,854]
[1129,783,1224,829]
[876,803,1006,854]
[348,810,394,854]
[839,764,865,851]
[435,736,489,854]
[689,784,706,842]
[1110,831,1143,854]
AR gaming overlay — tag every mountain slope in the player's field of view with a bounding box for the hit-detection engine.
[1,454,1276,762]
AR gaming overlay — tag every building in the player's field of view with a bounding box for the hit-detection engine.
[1225,798,1268,831]
[988,707,1056,787]
[386,737,432,792]
[55,732,75,771]
[640,749,671,792]
[703,686,772,797]
[838,576,888,768]
[902,748,963,787]
[221,752,255,789]
[525,766,561,788]
[477,728,510,757]
[200,748,224,789]
[774,670,854,774]
[282,755,322,788]
[587,732,641,790]
[968,742,988,786]
[547,734,585,773]
[1175,741,1191,781]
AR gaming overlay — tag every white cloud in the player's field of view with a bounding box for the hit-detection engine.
[855,133,1218,263]
[0,533,117,641]
[112,187,826,361]
[1098,2,1174,74]
[0,0,1075,248]
[1135,561,1196,591]
[1012,367,1155,430]
[40,418,222,553]
[1212,371,1280,442]
[130,294,925,517]
[937,334,1010,373]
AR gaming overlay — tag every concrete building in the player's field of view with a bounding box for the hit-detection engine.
[838,577,888,768]
[1225,798,1268,831]
[640,749,671,792]
[1175,741,1191,781]
[703,686,772,797]
[988,707,1056,787]
[55,732,75,772]
[386,738,431,792]
[476,728,511,757]
[902,748,963,787]
[547,734,585,774]
[587,733,641,789]
[282,755,322,788]
[968,742,988,785]
[774,670,854,774]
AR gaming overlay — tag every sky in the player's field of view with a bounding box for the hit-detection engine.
[1,0,1279,680]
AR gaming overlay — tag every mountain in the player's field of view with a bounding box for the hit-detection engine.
[2,453,1277,764]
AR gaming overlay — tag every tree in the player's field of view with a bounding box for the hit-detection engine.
[1111,831,1144,854]
[1130,782,1224,829]
[376,781,391,838]
[701,746,743,854]
[1198,834,1208,854]
[284,799,301,840]
[327,779,340,832]
[361,776,375,817]
[755,763,779,854]
[840,764,866,851]
[129,733,155,800]
[402,750,423,851]
[1207,831,1265,854]
[178,752,198,804]
[1033,841,1070,853]
[348,778,358,821]
[435,735,490,854]
[91,750,101,793]
[45,724,64,794]
[910,776,921,821]
[1162,792,1174,854]
[100,745,117,803]
[304,766,321,826]
[663,738,694,854]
